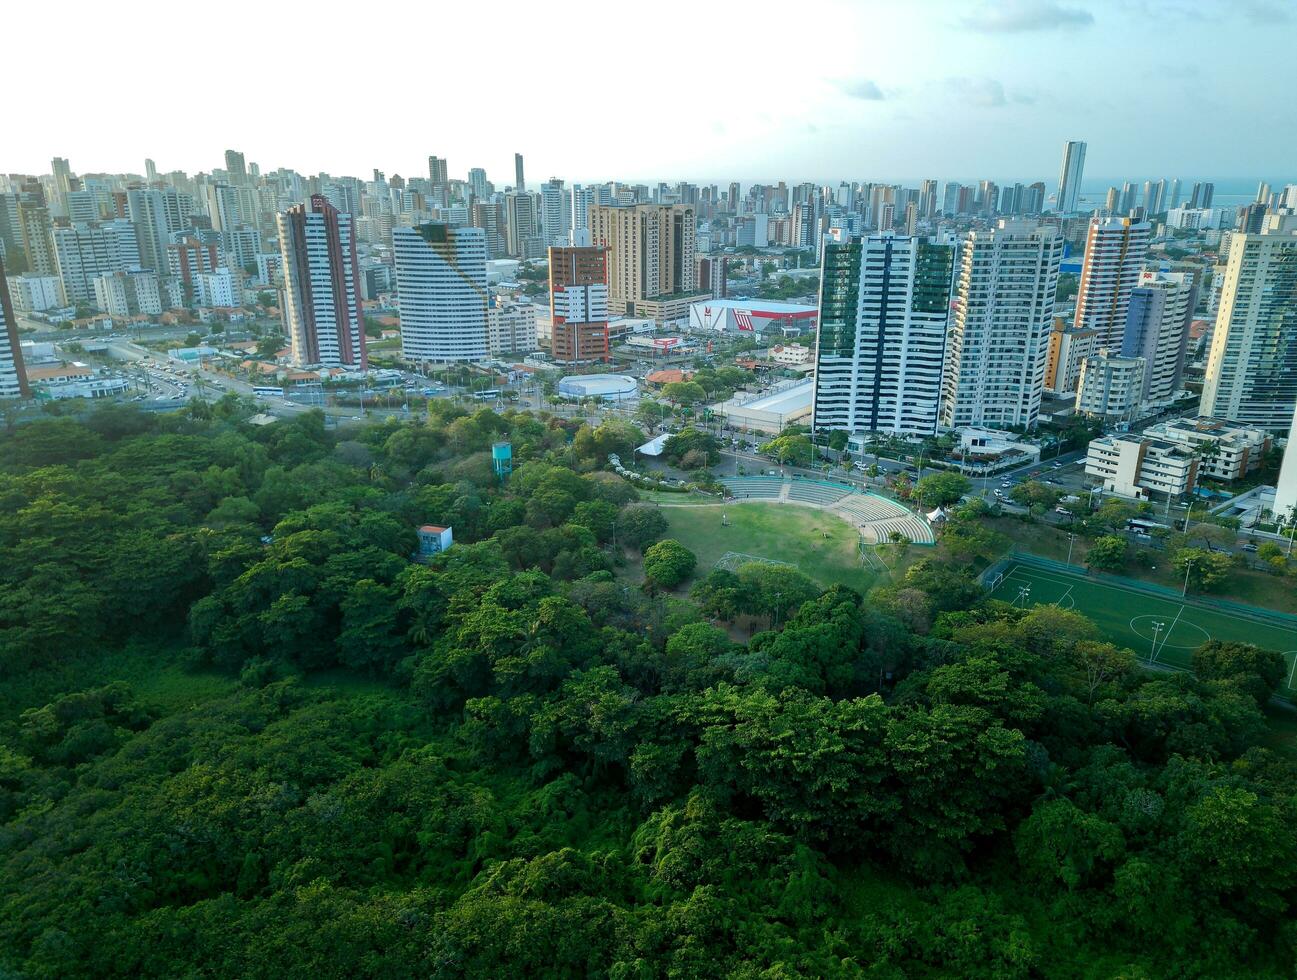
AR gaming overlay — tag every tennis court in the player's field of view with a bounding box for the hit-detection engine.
[985,557,1297,697]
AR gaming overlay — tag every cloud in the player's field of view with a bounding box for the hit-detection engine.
[837,78,886,101]
[961,0,1094,32]
[938,77,1038,108]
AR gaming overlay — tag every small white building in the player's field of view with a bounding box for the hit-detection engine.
[7,274,64,312]
[1085,434,1199,500]
[1140,416,1271,482]
[415,524,454,560]
[768,343,812,366]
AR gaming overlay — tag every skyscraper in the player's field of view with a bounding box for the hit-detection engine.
[16,185,57,277]
[393,223,489,363]
[427,156,448,187]
[587,203,699,319]
[1055,140,1087,214]
[1123,270,1194,405]
[570,184,593,246]
[277,195,366,368]
[127,188,187,274]
[52,221,140,306]
[812,232,956,436]
[1073,215,1151,348]
[224,149,247,183]
[468,168,489,200]
[941,220,1062,431]
[0,254,31,399]
[548,246,609,364]
[504,192,539,258]
[514,153,525,192]
[145,158,157,182]
[1200,215,1297,429]
[1189,182,1215,209]
[540,178,569,246]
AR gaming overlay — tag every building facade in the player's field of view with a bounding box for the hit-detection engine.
[812,232,956,436]
[394,223,489,363]
[587,203,700,318]
[1200,215,1297,430]
[0,255,31,399]
[941,220,1062,430]
[1085,433,1199,500]
[548,245,610,363]
[1073,216,1151,348]
[1123,269,1194,405]
[1141,416,1271,482]
[1076,351,1146,419]
[1055,140,1087,214]
[277,195,366,368]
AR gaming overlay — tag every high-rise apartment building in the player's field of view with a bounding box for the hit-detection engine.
[548,246,610,363]
[1189,181,1215,209]
[1123,269,1194,404]
[1055,140,1087,213]
[587,203,700,319]
[504,192,539,258]
[224,149,247,183]
[812,232,956,436]
[468,168,489,200]
[1073,215,1151,348]
[1200,215,1297,429]
[941,220,1062,430]
[277,195,366,368]
[127,188,187,274]
[1275,402,1297,524]
[514,153,525,192]
[470,199,507,258]
[53,221,140,306]
[570,184,593,246]
[393,223,489,363]
[16,186,57,277]
[427,156,448,187]
[540,179,569,246]
[0,255,31,399]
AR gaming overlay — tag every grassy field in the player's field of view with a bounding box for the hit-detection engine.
[986,560,1297,697]
[660,501,885,590]
[986,516,1297,614]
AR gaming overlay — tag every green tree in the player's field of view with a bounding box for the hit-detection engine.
[1085,535,1128,571]
[642,539,697,591]
[914,472,971,507]
[1172,547,1232,592]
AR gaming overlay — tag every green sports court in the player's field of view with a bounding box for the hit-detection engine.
[984,555,1297,698]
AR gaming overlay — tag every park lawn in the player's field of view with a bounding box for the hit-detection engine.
[660,501,881,590]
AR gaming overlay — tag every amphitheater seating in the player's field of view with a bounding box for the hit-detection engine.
[722,477,784,500]
[786,481,851,506]
[719,478,935,545]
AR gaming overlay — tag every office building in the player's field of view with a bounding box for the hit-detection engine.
[1123,269,1194,404]
[277,195,366,368]
[1085,433,1198,500]
[1200,215,1297,429]
[393,223,489,363]
[587,203,701,320]
[941,220,1063,430]
[1076,351,1146,419]
[0,255,31,399]
[1055,140,1087,213]
[1073,215,1151,347]
[811,232,956,436]
[548,245,610,363]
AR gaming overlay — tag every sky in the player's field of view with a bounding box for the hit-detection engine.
[7,0,1296,187]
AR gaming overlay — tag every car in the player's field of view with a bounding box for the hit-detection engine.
[993,489,1005,498]
[1242,542,1259,552]
[1052,461,1064,469]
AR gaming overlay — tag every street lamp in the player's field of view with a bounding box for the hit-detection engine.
[1151,620,1166,662]
[1181,556,1195,597]
[1066,532,1076,566]
[1016,584,1032,608]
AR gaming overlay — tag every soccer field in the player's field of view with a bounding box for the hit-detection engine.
[986,559,1297,697]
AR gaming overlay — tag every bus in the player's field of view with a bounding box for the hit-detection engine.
[252,386,283,399]
[1127,518,1168,535]
[472,389,502,401]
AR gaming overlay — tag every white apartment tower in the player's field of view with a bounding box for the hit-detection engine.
[1055,140,1087,214]
[941,220,1062,430]
[812,232,957,436]
[1122,269,1194,405]
[1200,214,1297,429]
[393,223,489,363]
[0,255,31,399]
[277,195,366,368]
[1073,216,1151,348]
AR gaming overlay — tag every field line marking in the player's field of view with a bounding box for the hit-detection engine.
[1054,584,1074,609]
[1155,604,1186,664]
[1287,652,1297,691]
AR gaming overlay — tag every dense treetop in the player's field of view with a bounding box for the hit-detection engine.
[1,399,1295,977]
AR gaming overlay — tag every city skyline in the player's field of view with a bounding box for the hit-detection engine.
[7,0,1296,181]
